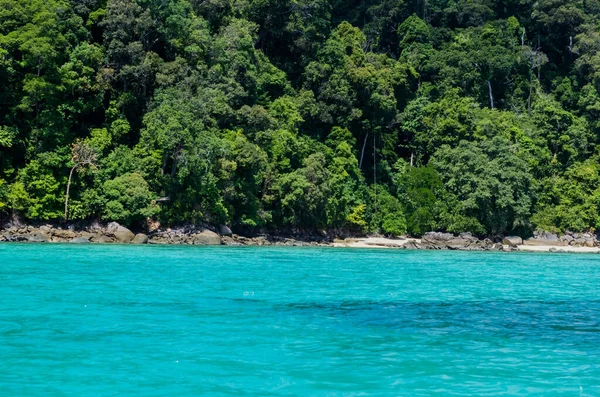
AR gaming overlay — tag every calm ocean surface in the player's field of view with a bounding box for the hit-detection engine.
[0,244,599,396]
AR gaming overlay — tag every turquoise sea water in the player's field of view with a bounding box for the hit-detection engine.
[1,245,599,396]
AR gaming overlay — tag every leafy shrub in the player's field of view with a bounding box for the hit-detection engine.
[102,173,159,226]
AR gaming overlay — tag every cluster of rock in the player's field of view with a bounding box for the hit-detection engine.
[148,226,221,245]
[521,231,598,248]
[142,225,329,246]
[414,231,600,251]
[0,222,328,247]
[0,222,151,244]
[222,235,328,247]
[408,232,504,251]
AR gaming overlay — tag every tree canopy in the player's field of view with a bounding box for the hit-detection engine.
[2,0,600,236]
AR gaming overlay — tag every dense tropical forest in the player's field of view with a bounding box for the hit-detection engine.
[1,0,600,237]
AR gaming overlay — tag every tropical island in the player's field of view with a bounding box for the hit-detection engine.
[1,0,600,250]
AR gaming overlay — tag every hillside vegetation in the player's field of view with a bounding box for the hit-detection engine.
[1,0,600,236]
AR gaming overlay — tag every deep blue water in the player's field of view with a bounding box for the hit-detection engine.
[0,244,599,396]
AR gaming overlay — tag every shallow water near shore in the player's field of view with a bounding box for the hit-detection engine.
[1,244,599,396]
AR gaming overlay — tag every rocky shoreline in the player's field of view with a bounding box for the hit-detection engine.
[0,222,331,247]
[1,223,599,253]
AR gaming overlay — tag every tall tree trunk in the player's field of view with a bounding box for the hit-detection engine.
[170,158,178,177]
[373,131,377,217]
[161,154,168,175]
[568,36,573,62]
[359,132,369,169]
[537,30,542,80]
[528,71,533,115]
[64,165,77,222]
[170,145,183,177]
[488,80,494,110]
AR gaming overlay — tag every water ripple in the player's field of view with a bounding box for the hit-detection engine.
[1,245,599,396]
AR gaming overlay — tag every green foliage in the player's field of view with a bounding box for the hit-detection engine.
[366,185,407,236]
[0,126,17,148]
[0,178,6,211]
[14,153,65,220]
[6,181,30,214]
[276,152,331,228]
[424,19,524,108]
[532,160,600,232]
[1,0,600,237]
[397,166,446,236]
[398,14,430,50]
[531,93,590,166]
[346,204,367,231]
[102,173,159,226]
[220,130,269,228]
[431,138,536,235]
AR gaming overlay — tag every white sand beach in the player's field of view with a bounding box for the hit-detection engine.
[515,245,600,253]
[332,237,420,249]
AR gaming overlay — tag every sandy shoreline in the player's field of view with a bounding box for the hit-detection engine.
[333,237,600,253]
[515,245,600,253]
[332,237,421,249]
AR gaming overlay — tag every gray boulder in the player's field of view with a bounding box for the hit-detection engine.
[560,234,574,244]
[250,236,269,246]
[403,240,421,250]
[421,232,457,249]
[70,237,91,244]
[421,232,492,250]
[502,236,523,246]
[191,230,221,245]
[221,236,242,246]
[92,235,114,243]
[523,238,548,246]
[39,225,53,238]
[523,235,567,246]
[52,229,77,241]
[105,222,135,243]
[2,231,28,242]
[492,243,504,251]
[217,224,233,237]
[27,233,48,243]
[132,233,149,244]
[540,232,559,241]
